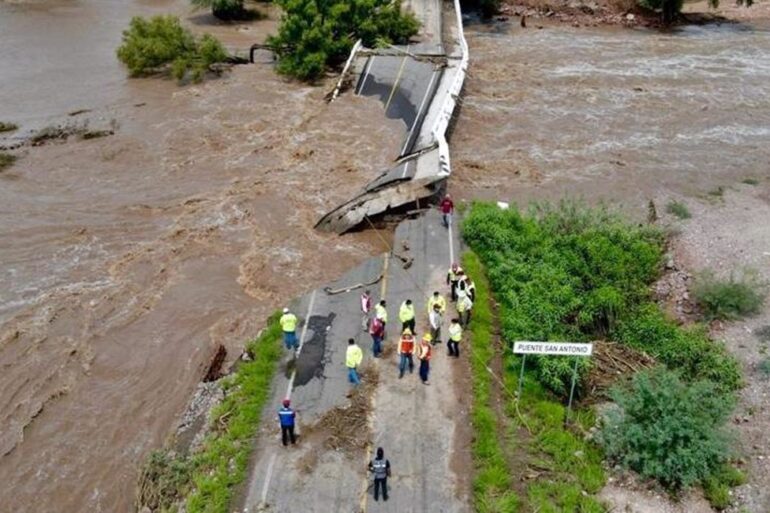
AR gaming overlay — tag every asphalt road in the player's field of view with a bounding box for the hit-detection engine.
[242,210,469,513]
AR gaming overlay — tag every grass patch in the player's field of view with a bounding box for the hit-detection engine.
[463,252,521,512]
[708,186,725,197]
[0,152,17,171]
[0,121,18,133]
[665,200,691,219]
[703,464,746,510]
[136,313,284,513]
[741,178,759,186]
[693,270,765,321]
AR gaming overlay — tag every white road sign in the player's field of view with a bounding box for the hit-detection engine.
[513,341,593,356]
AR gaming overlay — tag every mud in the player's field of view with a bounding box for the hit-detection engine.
[0,3,405,513]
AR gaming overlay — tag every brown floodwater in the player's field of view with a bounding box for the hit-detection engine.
[0,2,402,512]
[451,20,770,210]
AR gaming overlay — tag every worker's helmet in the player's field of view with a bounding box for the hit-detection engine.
[283,307,289,313]
[402,328,413,336]
[282,399,290,407]
[423,333,432,342]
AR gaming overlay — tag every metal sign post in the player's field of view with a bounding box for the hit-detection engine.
[512,341,594,424]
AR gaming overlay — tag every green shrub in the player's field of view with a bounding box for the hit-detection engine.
[693,270,765,321]
[616,305,742,392]
[703,465,745,510]
[600,368,735,491]
[0,152,17,171]
[665,200,691,219]
[463,201,665,396]
[117,16,229,82]
[267,0,419,81]
[742,177,759,186]
[0,122,18,133]
[191,0,246,19]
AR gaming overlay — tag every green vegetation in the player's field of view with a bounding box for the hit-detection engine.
[191,0,255,20]
[136,314,283,513]
[267,0,419,81]
[600,368,734,491]
[117,16,229,82]
[463,252,521,512]
[463,201,665,396]
[693,271,765,321]
[464,251,606,513]
[742,177,759,185]
[0,122,18,133]
[708,186,725,198]
[462,201,744,504]
[0,152,17,171]
[665,200,691,219]
[703,464,746,510]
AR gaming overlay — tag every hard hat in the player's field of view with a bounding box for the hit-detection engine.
[423,333,432,341]
[283,307,289,313]
[402,328,412,335]
[282,399,290,407]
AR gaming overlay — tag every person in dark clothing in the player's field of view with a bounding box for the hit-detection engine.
[278,399,297,446]
[368,447,391,501]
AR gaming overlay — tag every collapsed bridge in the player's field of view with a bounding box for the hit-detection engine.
[315,0,468,233]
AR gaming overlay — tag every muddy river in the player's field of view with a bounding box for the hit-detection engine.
[2,2,770,512]
[452,20,770,208]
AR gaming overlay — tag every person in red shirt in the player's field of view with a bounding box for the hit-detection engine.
[439,194,454,228]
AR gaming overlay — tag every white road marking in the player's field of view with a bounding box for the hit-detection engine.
[401,69,438,155]
[357,56,376,96]
[259,453,277,504]
[285,289,318,399]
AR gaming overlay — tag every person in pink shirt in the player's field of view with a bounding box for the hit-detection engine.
[439,194,454,228]
[360,289,372,331]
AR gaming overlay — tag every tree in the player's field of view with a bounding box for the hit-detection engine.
[116,16,229,82]
[267,0,419,81]
[191,0,248,20]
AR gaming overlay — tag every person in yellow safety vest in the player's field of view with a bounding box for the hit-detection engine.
[399,299,416,333]
[375,300,388,328]
[397,328,416,379]
[418,334,432,385]
[457,290,473,328]
[346,338,363,386]
[447,318,462,358]
[447,263,460,301]
[280,307,299,351]
[427,291,447,315]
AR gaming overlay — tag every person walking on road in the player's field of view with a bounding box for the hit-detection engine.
[429,303,442,346]
[447,263,462,302]
[278,399,297,446]
[397,328,416,378]
[360,289,372,332]
[448,318,462,358]
[418,334,432,385]
[466,278,476,303]
[399,299,416,333]
[370,315,385,358]
[439,194,454,228]
[375,299,388,331]
[280,307,299,352]
[368,447,391,502]
[346,338,363,386]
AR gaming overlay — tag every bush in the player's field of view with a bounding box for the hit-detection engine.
[600,368,735,491]
[0,152,17,171]
[0,122,18,133]
[616,305,742,393]
[463,201,665,396]
[665,200,691,219]
[117,16,229,82]
[693,270,765,321]
[191,0,247,19]
[268,0,419,81]
[703,465,745,510]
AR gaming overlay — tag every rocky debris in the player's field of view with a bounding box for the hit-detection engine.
[176,381,225,453]
[653,254,697,323]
